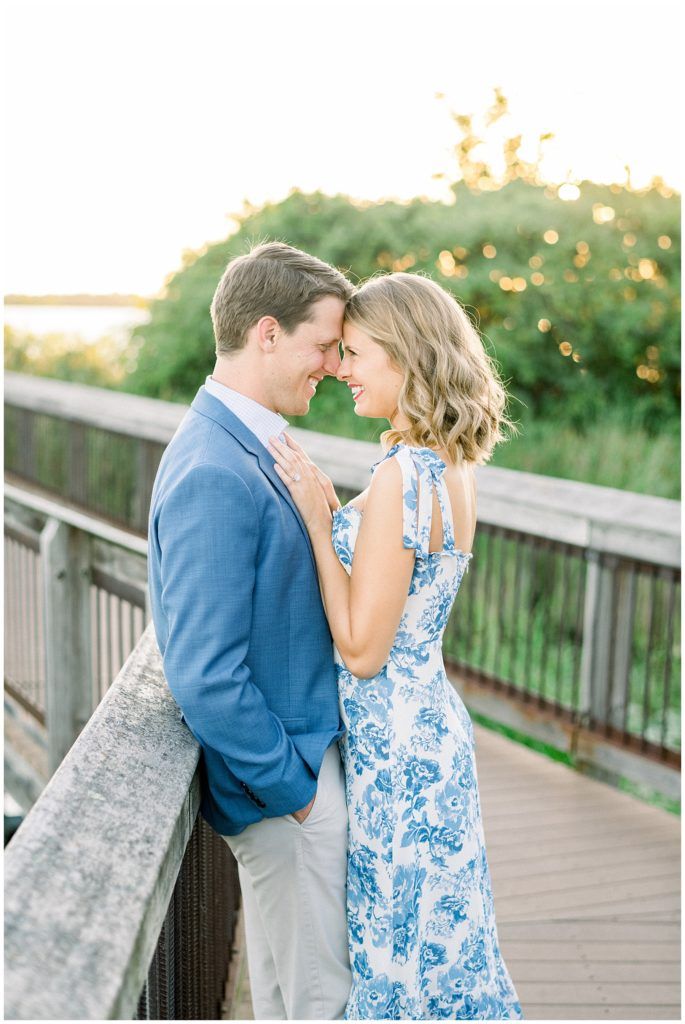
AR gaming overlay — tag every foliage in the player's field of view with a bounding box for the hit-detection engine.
[127,181,680,440]
[4,326,129,388]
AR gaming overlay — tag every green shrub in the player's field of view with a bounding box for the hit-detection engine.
[127,182,680,442]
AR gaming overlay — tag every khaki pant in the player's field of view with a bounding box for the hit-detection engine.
[222,743,351,1020]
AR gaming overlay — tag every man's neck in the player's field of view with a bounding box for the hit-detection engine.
[211,359,275,413]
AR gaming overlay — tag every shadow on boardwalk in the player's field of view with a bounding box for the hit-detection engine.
[224,726,680,1021]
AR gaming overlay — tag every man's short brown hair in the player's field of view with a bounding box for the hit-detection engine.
[210,242,355,355]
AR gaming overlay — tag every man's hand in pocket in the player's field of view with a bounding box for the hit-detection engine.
[292,792,316,824]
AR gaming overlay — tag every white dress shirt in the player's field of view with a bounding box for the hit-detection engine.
[204,375,288,449]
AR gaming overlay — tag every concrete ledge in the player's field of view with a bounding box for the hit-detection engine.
[4,625,201,1021]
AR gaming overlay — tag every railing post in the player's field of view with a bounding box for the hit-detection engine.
[608,564,636,729]
[40,517,93,772]
[580,552,631,729]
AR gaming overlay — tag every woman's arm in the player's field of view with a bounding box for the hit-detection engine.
[269,435,414,679]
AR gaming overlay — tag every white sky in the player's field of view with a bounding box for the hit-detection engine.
[4,0,682,295]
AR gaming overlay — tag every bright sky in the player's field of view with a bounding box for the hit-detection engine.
[4,0,682,296]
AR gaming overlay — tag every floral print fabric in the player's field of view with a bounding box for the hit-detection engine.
[332,444,523,1020]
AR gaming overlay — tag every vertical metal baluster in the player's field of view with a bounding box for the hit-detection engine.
[16,539,23,689]
[659,573,677,754]
[33,544,42,711]
[476,528,493,670]
[610,561,634,737]
[570,553,586,719]
[623,569,640,737]
[20,541,30,699]
[30,548,40,711]
[37,540,46,710]
[180,831,194,1018]
[98,589,106,700]
[12,539,22,696]
[88,586,97,709]
[106,591,115,689]
[157,905,172,1019]
[194,820,203,1018]
[24,544,34,705]
[640,567,658,748]
[509,537,525,689]
[554,546,570,704]
[172,877,183,1019]
[200,821,209,1019]
[522,540,539,699]
[537,542,556,702]
[615,563,638,736]
[463,530,478,663]
[603,564,621,734]
[117,594,125,674]
[492,530,508,681]
[6,539,15,685]
[135,976,149,1020]
[5,539,13,684]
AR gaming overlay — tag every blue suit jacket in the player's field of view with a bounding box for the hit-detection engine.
[148,386,343,835]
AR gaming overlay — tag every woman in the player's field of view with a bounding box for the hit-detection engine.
[269,272,523,1020]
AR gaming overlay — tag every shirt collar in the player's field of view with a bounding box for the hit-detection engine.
[204,376,289,450]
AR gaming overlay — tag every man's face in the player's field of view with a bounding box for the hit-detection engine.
[270,295,345,416]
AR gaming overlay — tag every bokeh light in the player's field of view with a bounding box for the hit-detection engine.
[558,183,581,201]
[592,203,615,224]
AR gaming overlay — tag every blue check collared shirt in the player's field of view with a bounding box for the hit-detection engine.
[204,376,288,449]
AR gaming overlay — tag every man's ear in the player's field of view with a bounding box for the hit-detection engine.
[255,315,280,353]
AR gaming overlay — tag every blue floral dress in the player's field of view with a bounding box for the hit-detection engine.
[332,443,523,1021]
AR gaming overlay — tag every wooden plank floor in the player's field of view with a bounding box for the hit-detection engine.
[224,725,680,1020]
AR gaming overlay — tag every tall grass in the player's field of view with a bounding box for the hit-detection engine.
[490,413,680,500]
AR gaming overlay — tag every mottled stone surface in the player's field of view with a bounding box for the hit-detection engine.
[4,625,200,1020]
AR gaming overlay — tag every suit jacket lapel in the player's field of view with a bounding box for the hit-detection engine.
[191,388,317,571]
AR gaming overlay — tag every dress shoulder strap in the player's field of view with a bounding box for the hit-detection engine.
[372,443,455,558]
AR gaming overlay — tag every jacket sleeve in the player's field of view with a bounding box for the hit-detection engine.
[157,461,316,816]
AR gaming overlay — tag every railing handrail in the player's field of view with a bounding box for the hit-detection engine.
[4,626,199,1021]
[5,371,680,566]
[4,481,148,556]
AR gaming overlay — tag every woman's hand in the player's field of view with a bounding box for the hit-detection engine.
[268,434,334,534]
[284,433,342,513]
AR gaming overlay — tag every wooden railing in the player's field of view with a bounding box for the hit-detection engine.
[4,623,238,1020]
[5,372,681,803]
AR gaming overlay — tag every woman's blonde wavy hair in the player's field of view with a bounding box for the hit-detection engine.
[344,272,512,465]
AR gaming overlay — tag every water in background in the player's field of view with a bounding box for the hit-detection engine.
[4,304,149,344]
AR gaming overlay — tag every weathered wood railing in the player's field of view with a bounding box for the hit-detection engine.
[4,373,681,803]
[4,485,148,802]
[4,625,238,1020]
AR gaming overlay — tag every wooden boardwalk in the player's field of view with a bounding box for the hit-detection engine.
[224,725,680,1020]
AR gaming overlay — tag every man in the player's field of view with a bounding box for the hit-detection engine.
[147,242,355,1019]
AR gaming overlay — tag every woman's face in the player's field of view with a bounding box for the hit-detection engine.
[337,322,406,423]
